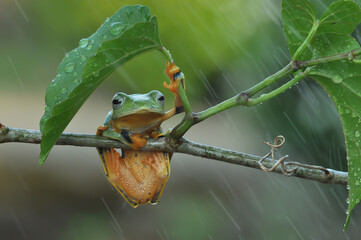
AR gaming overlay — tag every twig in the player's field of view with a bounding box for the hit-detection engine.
[0,124,348,185]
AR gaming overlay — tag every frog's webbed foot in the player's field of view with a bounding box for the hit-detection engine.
[150,128,165,139]
[164,61,185,116]
[97,125,134,148]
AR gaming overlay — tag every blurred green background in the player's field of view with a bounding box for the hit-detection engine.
[1,0,361,239]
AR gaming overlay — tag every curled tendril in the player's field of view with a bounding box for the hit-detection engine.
[259,135,330,176]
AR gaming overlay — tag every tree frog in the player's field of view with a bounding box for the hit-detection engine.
[97,61,185,208]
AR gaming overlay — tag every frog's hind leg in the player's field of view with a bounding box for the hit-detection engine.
[98,147,140,208]
[97,147,110,176]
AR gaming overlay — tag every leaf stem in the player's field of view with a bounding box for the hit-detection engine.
[160,46,174,63]
[244,63,294,97]
[292,20,319,60]
[296,48,361,68]
[247,71,307,106]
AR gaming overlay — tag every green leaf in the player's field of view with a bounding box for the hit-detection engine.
[282,0,361,228]
[282,0,317,60]
[317,0,361,35]
[39,5,162,165]
[307,2,361,227]
[313,75,361,229]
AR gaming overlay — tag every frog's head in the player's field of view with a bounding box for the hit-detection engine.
[111,90,165,119]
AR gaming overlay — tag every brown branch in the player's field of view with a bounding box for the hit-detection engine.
[0,124,348,185]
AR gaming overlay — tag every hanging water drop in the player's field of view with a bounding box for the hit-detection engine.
[65,62,76,73]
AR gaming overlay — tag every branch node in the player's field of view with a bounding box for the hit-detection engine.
[291,60,300,70]
[237,91,249,103]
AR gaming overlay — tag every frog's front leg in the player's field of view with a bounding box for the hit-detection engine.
[163,61,186,117]
[97,125,146,149]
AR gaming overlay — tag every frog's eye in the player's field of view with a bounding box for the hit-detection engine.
[157,94,165,104]
[112,95,124,109]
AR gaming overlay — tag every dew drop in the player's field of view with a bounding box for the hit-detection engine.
[355,131,360,138]
[61,88,67,94]
[86,44,93,50]
[347,184,350,190]
[80,55,86,62]
[74,79,80,84]
[332,75,343,83]
[93,71,100,77]
[346,198,349,204]
[346,209,349,215]
[126,10,134,18]
[109,22,126,36]
[65,62,76,73]
[79,38,89,48]
[102,34,108,39]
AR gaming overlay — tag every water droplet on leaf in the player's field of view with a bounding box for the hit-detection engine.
[109,22,126,36]
[86,44,93,50]
[79,38,89,48]
[332,75,343,83]
[65,62,76,73]
[355,131,360,138]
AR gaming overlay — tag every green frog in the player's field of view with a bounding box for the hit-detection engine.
[97,61,184,207]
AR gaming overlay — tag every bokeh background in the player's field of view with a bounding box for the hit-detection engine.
[1,0,361,239]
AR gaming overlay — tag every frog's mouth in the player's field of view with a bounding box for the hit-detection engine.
[112,110,165,132]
